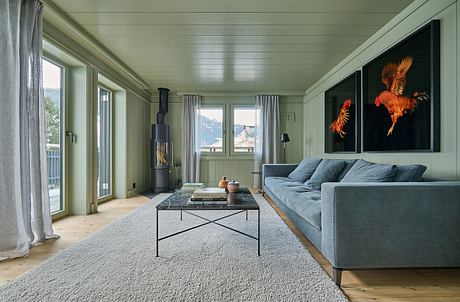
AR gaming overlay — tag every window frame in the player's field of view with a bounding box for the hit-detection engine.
[230,104,256,156]
[96,84,114,203]
[43,54,68,220]
[198,104,226,155]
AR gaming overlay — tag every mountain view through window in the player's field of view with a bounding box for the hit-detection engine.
[198,107,256,153]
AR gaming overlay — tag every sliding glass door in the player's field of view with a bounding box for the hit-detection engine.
[97,86,112,199]
[43,59,64,213]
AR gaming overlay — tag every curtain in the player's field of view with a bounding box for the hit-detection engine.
[1,0,58,261]
[181,95,202,183]
[254,95,280,189]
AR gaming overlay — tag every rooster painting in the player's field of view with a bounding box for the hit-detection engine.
[329,99,352,139]
[374,56,430,136]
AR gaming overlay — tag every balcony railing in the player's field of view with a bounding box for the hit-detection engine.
[47,144,60,188]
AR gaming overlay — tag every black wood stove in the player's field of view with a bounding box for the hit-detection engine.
[151,88,171,192]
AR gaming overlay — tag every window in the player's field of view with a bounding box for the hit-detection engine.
[199,107,224,153]
[97,86,112,199]
[233,107,256,153]
[43,59,64,213]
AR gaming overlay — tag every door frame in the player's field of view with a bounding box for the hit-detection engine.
[43,53,69,220]
[96,83,114,204]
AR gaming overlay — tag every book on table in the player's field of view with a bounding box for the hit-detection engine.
[181,183,204,193]
[191,188,227,200]
[187,188,228,204]
[187,199,228,205]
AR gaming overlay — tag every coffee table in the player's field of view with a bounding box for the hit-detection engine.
[156,187,260,256]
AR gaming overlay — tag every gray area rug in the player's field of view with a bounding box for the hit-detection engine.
[0,193,348,302]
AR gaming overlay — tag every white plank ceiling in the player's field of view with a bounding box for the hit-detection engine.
[48,0,414,93]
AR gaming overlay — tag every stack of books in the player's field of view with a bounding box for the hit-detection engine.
[188,188,227,204]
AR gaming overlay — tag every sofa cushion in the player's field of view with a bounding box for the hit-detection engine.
[287,157,322,182]
[305,159,346,191]
[337,159,358,181]
[283,190,322,230]
[394,164,427,182]
[265,177,305,202]
[340,159,397,182]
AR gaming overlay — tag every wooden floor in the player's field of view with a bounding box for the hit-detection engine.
[1,194,459,302]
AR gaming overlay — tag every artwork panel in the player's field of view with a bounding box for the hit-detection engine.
[324,71,361,153]
[363,20,440,152]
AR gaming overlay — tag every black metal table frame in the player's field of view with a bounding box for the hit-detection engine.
[156,208,260,257]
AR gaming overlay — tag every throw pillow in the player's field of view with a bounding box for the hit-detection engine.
[336,159,358,181]
[305,159,346,191]
[394,164,427,182]
[288,157,322,182]
[340,159,397,182]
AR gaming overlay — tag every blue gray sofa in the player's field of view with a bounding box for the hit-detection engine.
[262,158,460,286]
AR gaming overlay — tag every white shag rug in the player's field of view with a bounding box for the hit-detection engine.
[0,193,348,302]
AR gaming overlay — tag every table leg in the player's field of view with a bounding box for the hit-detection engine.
[246,210,248,220]
[258,209,260,256]
[156,208,159,257]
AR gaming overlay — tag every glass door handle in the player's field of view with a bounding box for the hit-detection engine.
[65,131,77,143]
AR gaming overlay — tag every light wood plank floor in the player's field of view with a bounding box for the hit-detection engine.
[1,194,459,302]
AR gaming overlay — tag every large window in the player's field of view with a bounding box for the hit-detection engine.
[199,107,224,153]
[43,59,64,213]
[233,107,256,153]
[97,86,112,199]
[198,105,257,155]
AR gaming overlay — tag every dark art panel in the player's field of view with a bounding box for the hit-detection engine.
[325,71,361,153]
[363,20,440,152]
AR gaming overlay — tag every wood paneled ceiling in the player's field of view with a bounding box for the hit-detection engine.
[47,0,414,93]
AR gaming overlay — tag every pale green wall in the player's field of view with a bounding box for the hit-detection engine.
[127,92,151,197]
[303,0,460,180]
[151,94,304,188]
[114,90,127,199]
[67,65,92,214]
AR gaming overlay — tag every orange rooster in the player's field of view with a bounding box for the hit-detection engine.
[374,56,429,136]
[330,99,352,139]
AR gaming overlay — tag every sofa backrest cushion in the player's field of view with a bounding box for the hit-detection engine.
[305,159,346,190]
[288,157,322,182]
[340,159,397,182]
[394,164,427,182]
[336,159,358,181]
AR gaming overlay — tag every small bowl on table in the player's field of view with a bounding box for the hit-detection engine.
[227,181,240,193]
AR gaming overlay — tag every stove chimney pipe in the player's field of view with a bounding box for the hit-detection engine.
[157,87,169,124]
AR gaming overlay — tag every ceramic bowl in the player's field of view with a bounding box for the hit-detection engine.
[227,181,240,193]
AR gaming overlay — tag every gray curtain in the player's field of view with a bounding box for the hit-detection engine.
[1,0,57,261]
[254,95,280,189]
[181,95,202,183]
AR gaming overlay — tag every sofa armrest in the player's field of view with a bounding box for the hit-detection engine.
[321,182,460,269]
[262,164,298,186]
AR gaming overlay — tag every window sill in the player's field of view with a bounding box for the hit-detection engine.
[201,154,254,161]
